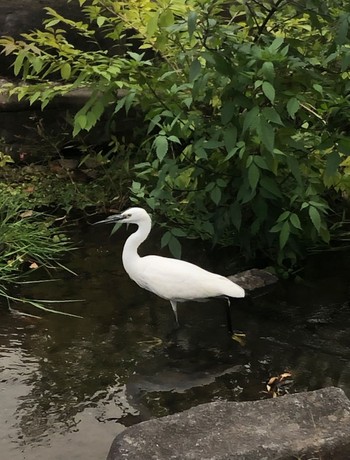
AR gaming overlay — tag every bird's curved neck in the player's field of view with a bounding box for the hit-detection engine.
[122,217,151,270]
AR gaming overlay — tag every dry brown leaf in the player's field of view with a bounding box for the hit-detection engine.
[280,372,292,379]
[20,210,34,218]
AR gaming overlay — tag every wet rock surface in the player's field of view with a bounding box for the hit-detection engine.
[229,268,278,292]
[107,387,350,460]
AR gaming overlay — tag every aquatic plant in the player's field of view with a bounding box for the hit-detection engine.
[0,197,79,316]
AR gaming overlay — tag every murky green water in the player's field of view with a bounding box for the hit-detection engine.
[1,223,350,459]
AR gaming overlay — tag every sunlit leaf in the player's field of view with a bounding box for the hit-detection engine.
[154,135,168,162]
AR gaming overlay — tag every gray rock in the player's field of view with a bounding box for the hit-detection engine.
[229,268,278,292]
[107,387,350,460]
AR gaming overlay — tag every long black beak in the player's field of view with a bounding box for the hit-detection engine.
[94,214,124,225]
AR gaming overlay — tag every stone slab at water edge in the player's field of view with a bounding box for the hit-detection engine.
[107,387,350,460]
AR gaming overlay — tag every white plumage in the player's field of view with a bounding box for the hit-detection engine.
[96,207,245,329]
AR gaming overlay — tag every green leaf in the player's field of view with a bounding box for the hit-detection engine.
[60,62,71,80]
[171,228,186,237]
[262,107,283,125]
[248,163,260,191]
[203,139,223,149]
[260,177,282,197]
[253,156,268,170]
[270,222,282,233]
[268,37,284,52]
[325,151,341,177]
[32,57,43,73]
[223,126,237,155]
[154,136,168,162]
[243,106,259,133]
[313,84,323,95]
[168,135,181,144]
[279,221,290,249]
[262,81,275,103]
[262,61,275,82]
[230,201,241,230]
[309,206,321,232]
[221,100,235,124]
[257,116,274,152]
[336,14,349,45]
[114,96,126,115]
[287,156,302,185]
[169,235,181,258]
[128,51,144,62]
[161,231,172,248]
[213,54,232,76]
[277,211,291,222]
[97,16,106,27]
[188,11,197,39]
[338,138,350,155]
[75,114,87,130]
[287,97,300,119]
[146,12,159,37]
[189,59,201,82]
[14,51,25,76]
[210,186,221,205]
[290,213,302,230]
[159,9,174,27]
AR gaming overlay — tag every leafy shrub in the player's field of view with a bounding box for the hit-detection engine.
[1,0,350,267]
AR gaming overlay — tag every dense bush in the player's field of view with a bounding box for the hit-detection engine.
[1,0,350,268]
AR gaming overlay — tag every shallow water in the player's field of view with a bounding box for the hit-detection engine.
[1,223,350,459]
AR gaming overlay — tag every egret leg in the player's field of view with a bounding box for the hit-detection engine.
[225,298,233,335]
[170,300,179,325]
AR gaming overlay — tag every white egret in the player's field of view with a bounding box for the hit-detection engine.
[96,207,245,332]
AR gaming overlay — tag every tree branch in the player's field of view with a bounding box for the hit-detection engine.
[254,0,287,41]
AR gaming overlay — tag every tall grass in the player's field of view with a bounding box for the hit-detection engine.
[0,197,79,316]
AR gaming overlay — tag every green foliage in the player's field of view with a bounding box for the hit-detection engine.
[2,0,350,266]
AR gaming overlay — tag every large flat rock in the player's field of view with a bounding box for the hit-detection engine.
[107,387,350,460]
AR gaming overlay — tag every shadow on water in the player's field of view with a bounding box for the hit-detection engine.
[1,222,350,459]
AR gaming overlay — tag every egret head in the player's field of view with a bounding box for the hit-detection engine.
[95,207,151,225]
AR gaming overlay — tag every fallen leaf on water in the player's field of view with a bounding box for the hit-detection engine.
[231,332,246,346]
[265,371,294,397]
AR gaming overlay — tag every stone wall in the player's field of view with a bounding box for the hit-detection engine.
[0,0,84,76]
